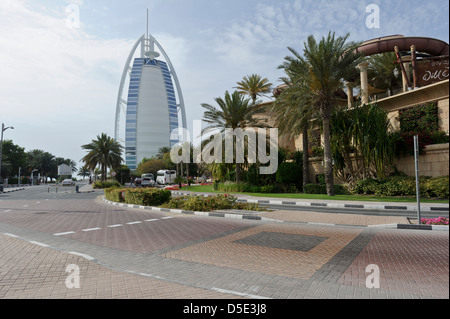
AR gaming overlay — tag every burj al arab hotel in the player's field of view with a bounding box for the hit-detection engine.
[115,26,187,171]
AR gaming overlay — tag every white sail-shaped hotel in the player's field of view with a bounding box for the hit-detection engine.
[115,28,186,171]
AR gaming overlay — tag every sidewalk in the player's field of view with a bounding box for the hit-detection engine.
[104,189,449,230]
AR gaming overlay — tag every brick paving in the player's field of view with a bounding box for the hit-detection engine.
[163,224,362,280]
[258,209,410,226]
[0,186,448,300]
[338,231,449,298]
[0,233,238,299]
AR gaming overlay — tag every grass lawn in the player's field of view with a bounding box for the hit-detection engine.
[180,185,449,204]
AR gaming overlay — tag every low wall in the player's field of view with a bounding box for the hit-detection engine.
[307,143,449,183]
[395,143,449,177]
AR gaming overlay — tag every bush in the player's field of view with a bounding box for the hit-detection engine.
[104,187,127,203]
[93,181,121,189]
[353,178,382,195]
[276,162,302,185]
[352,176,449,199]
[124,188,172,206]
[423,176,450,199]
[161,194,266,212]
[304,184,349,195]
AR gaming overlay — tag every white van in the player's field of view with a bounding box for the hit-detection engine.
[156,170,176,185]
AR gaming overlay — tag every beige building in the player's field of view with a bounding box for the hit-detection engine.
[260,35,449,183]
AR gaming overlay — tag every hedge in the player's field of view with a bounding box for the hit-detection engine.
[352,176,449,199]
[303,184,349,195]
[105,187,172,206]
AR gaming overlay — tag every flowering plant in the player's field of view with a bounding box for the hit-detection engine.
[421,217,449,226]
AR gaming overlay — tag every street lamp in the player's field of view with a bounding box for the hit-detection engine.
[0,123,15,191]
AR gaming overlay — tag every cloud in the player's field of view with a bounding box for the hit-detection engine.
[0,0,134,164]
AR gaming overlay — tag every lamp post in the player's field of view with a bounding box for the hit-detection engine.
[0,123,15,192]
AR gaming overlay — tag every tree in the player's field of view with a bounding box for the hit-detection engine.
[0,140,27,179]
[273,56,318,190]
[78,165,91,179]
[331,103,399,184]
[285,32,362,195]
[137,158,165,177]
[235,74,273,105]
[81,133,123,182]
[201,91,267,183]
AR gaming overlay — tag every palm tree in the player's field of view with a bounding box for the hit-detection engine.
[81,133,123,182]
[201,90,266,183]
[235,74,273,105]
[273,57,318,190]
[286,32,362,196]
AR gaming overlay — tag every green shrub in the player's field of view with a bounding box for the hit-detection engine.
[423,176,449,199]
[161,194,266,212]
[352,176,449,199]
[93,181,120,189]
[104,187,127,203]
[353,178,382,195]
[276,162,302,185]
[124,188,172,206]
[304,184,349,195]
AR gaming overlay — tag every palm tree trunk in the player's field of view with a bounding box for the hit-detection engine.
[302,126,310,189]
[322,117,335,196]
[236,163,242,183]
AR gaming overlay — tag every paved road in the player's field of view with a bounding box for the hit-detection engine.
[0,185,448,304]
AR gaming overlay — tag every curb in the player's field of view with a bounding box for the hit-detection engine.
[0,187,25,194]
[102,197,280,223]
[171,191,449,213]
[102,197,449,231]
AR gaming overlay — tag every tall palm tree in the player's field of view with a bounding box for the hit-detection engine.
[235,74,273,105]
[81,133,123,182]
[273,57,318,190]
[201,90,266,183]
[286,32,362,196]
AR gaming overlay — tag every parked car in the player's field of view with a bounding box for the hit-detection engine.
[141,177,155,187]
[62,179,75,186]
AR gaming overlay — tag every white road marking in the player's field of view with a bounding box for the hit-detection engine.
[82,227,102,232]
[29,241,50,248]
[3,233,20,238]
[54,231,76,236]
[161,216,174,220]
[145,219,159,222]
[126,221,142,225]
[3,210,12,213]
[69,252,95,261]
[107,224,123,228]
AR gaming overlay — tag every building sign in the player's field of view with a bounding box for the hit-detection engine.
[417,57,449,87]
[58,164,72,176]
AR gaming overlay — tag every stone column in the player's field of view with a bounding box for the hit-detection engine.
[345,81,353,108]
[357,62,370,105]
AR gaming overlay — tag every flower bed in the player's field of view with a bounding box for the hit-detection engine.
[421,217,449,226]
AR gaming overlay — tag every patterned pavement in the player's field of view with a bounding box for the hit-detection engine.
[0,186,448,301]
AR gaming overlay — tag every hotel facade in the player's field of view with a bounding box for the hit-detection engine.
[115,34,186,171]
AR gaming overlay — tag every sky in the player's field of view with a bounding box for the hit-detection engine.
[0,0,449,174]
